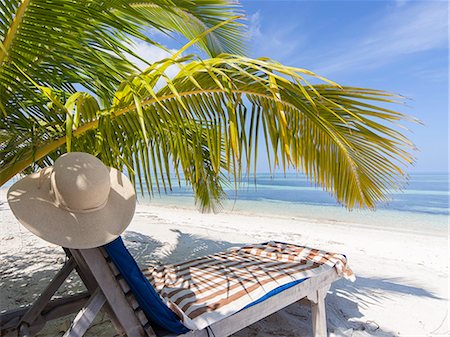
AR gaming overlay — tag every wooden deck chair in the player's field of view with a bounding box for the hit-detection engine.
[0,239,353,337]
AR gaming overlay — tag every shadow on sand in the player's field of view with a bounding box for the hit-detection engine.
[323,275,443,337]
[0,230,441,337]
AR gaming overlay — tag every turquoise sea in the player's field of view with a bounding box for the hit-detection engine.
[139,173,449,236]
[3,172,448,236]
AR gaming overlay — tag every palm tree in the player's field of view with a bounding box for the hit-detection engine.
[0,0,416,212]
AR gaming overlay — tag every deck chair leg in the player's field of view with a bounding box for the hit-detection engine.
[63,288,106,337]
[21,257,76,326]
[68,249,126,336]
[13,257,77,337]
[307,285,330,337]
[18,324,32,337]
[77,249,148,337]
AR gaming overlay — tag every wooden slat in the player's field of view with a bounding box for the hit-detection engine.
[102,251,154,336]
[118,277,131,294]
[126,294,140,310]
[105,255,150,332]
[0,256,77,336]
[67,250,98,292]
[21,257,76,326]
[1,293,89,334]
[134,309,149,327]
[106,260,121,277]
[1,295,89,337]
[63,288,106,337]
[99,248,109,259]
[143,323,155,337]
[68,249,126,336]
[90,248,153,337]
[43,293,90,321]
[78,249,154,337]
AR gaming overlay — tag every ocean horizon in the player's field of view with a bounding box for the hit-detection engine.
[137,172,449,236]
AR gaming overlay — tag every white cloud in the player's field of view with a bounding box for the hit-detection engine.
[125,39,182,89]
[314,2,448,75]
[248,11,262,40]
[247,10,305,62]
[127,39,179,71]
[395,0,409,8]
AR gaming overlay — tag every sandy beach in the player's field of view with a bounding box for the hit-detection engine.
[0,189,448,336]
[1,0,448,336]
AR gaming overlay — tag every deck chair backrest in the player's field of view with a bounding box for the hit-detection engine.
[103,237,189,335]
[68,247,156,337]
[99,247,157,336]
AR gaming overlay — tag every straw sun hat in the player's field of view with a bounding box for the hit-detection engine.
[7,152,136,249]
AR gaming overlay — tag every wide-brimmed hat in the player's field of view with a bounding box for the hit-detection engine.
[7,152,136,249]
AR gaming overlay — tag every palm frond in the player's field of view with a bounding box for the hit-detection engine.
[0,54,417,211]
[129,0,246,57]
[0,0,246,127]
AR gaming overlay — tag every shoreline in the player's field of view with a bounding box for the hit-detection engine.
[138,195,448,238]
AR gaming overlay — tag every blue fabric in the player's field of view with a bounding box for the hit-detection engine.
[242,241,309,310]
[104,237,189,335]
[242,278,307,310]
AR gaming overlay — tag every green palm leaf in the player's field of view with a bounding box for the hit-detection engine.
[0,54,417,211]
[0,0,245,128]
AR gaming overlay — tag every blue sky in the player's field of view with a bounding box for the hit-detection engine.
[241,0,448,173]
[142,0,448,173]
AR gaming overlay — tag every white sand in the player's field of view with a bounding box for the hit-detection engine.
[1,189,448,336]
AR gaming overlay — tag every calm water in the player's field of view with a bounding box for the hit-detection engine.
[3,172,448,235]
[139,173,449,235]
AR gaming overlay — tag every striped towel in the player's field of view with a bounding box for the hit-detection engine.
[142,242,354,330]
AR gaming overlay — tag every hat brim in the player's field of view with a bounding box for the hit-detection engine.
[7,167,136,249]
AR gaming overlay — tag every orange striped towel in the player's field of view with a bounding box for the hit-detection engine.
[142,242,354,330]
